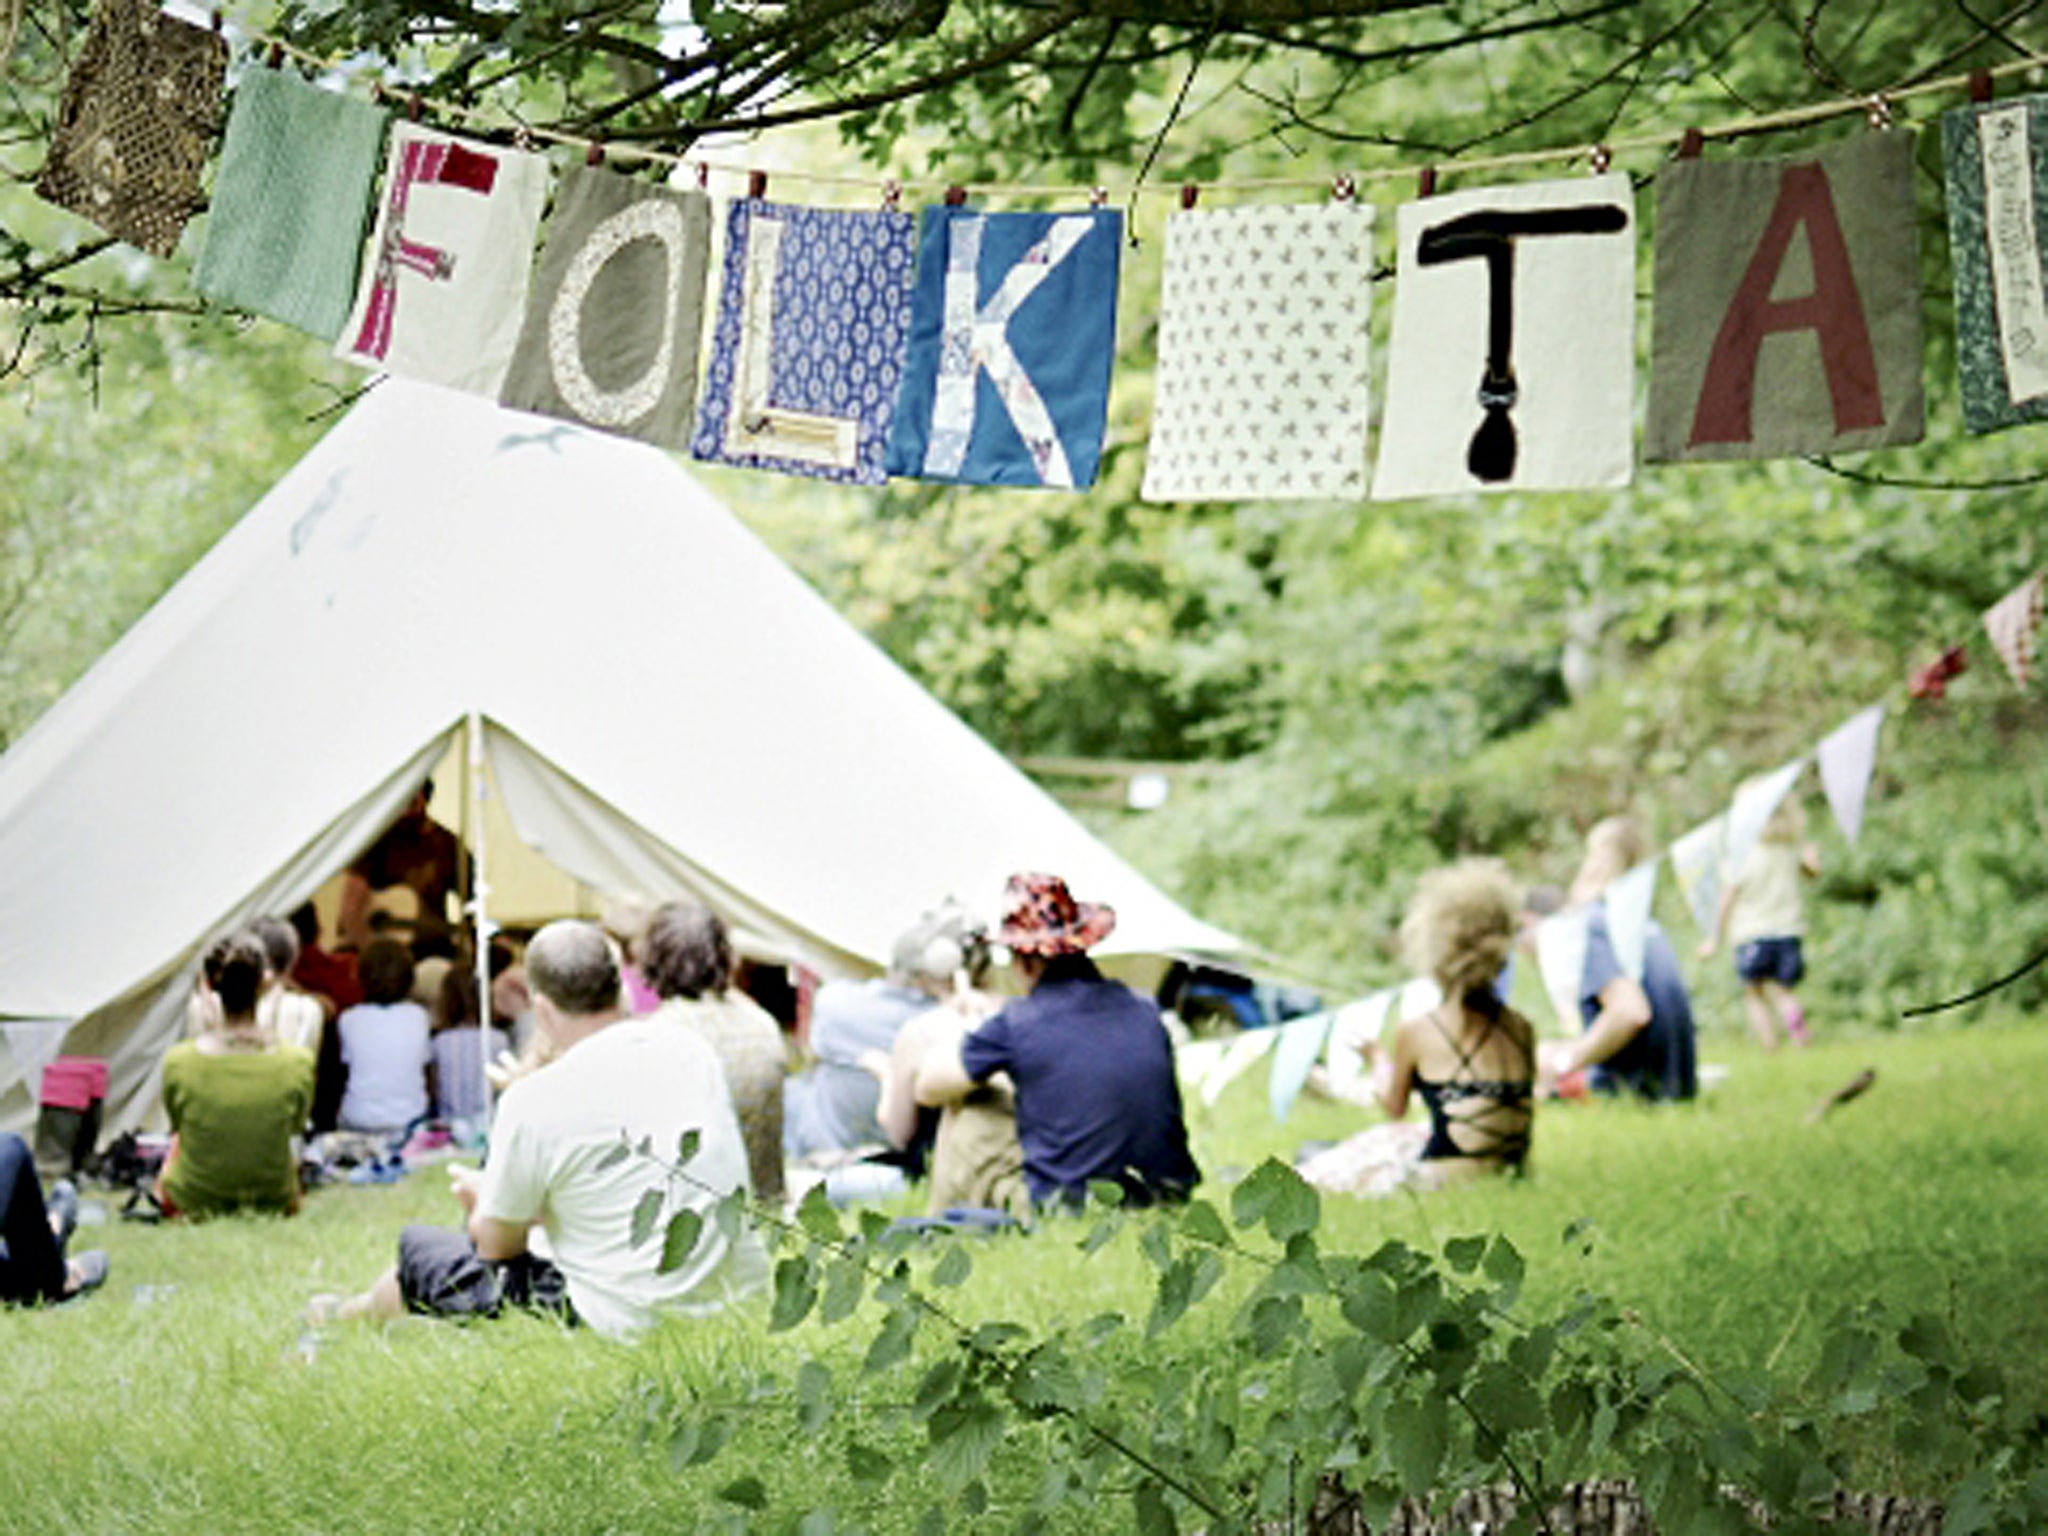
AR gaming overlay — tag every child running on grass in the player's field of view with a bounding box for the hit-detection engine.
[1700,795,1821,1050]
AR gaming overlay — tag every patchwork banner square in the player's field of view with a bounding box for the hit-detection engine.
[195,69,390,342]
[1944,98,2048,434]
[1646,132,1923,462]
[501,165,712,449]
[885,206,1121,490]
[1143,203,1373,503]
[1372,173,1635,500]
[336,124,550,397]
[35,0,226,259]
[691,200,915,483]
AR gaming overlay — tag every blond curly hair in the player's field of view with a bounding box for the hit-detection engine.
[1400,859,1521,1002]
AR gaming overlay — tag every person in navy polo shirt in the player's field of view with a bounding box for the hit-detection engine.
[917,873,1199,1210]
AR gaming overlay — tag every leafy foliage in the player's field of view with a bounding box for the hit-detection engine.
[625,1135,2048,1534]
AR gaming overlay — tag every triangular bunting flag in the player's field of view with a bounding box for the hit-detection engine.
[1605,859,1660,982]
[1669,814,1728,931]
[1324,990,1395,1104]
[1816,704,1885,843]
[1983,570,2045,688]
[1396,976,1444,1023]
[1197,1025,1277,1109]
[1534,907,1592,1032]
[1723,759,1807,884]
[1269,1009,1336,1123]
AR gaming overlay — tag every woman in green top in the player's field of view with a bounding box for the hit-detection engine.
[159,932,316,1218]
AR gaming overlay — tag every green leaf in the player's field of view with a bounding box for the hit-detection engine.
[1086,1179,1126,1209]
[1132,1478,1178,1536]
[594,1140,632,1171]
[1482,1235,1526,1292]
[927,1399,1006,1492]
[1230,1159,1320,1243]
[670,1412,730,1468]
[1245,1294,1303,1357]
[820,1256,866,1325]
[797,1184,843,1243]
[1507,1324,1555,1382]
[1385,1393,1448,1494]
[796,1511,835,1536]
[630,1186,665,1249]
[796,1359,834,1435]
[1008,1344,1084,1414]
[1467,1361,1545,1434]
[659,1209,704,1274]
[931,1244,972,1288]
[914,1357,966,1419]
[769,1256,818,1332]
[1147,1257,1197,1337]
[1444,1235,1487,1274]
[845,1444,892,1483]
[1079,1218,1120,1256]
[1178,1199,1231,1248]
[717,1476,768,1510]
[676,1127,701,1165]
[865,1305,920,1373]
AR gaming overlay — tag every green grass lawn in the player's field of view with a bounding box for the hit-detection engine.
[5,1014,2043,1533]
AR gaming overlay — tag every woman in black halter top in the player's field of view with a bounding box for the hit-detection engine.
[1300,860,1535,1196]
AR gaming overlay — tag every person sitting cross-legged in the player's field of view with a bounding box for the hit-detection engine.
[917,873,1199,1212]
[159,932,317,1218]
[1299,860,1535,1197]
[0,1131,108,1305]
[310,920,767,1339]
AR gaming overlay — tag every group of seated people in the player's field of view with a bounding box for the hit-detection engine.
[3,800,1708,1325]
[1299,813,1701,1197]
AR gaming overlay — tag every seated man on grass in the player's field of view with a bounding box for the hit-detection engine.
[312,921,766,1339]
[917,873,1199,1211]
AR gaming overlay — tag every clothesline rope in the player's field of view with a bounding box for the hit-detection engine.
[228,13,2048,200]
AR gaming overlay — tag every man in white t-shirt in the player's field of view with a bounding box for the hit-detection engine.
[311,921,766,1339]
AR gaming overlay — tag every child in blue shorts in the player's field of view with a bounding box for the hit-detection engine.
[1699,796,1820,1049]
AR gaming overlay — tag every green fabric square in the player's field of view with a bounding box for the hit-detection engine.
[195,69,388,342]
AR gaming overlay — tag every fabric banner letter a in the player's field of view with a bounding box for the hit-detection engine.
[1646,132,1923,462]
[885,206,1121,490]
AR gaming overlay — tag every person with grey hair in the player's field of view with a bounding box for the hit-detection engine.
[782,917,942,1163]
[643,900,788,1205]
[310,920,766,1338]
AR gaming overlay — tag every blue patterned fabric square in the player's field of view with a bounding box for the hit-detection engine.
[690,201,915,484]
[885,206,1121,489]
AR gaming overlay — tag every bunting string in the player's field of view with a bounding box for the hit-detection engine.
[221,13,2048,202]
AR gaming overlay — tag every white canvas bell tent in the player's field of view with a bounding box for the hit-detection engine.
[0,380,1238,1135]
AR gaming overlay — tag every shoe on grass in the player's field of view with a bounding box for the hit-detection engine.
[59,1250,109,1303]
[48,1179,78,1248]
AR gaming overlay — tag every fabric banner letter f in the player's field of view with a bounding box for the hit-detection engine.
[887,206,1121,489]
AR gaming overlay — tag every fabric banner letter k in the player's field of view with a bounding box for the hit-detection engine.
[925,214,1097,488]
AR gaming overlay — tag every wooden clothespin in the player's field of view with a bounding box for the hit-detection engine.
[1416,166,1438,198]
[1179,183,1199,210]
[747,169,768,201]
[586,142,605,168]
[1970,69,1995,104]
[1677,126,1705,160]
[943,184,968,206]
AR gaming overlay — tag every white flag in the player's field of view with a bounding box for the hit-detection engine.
[1669,814,1728,931]
[1724,759,1807,881]
[1323,990,1395,1105]
[1816,704,1884,844]
[1534,907,1592,1033]
[1605,859,1660,982]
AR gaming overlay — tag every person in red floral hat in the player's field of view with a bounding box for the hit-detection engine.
[915,873,1199,1210]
